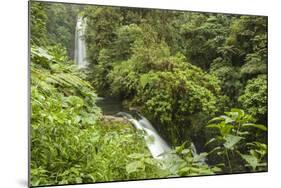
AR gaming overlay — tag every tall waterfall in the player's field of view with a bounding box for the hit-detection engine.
[74,17,88,68]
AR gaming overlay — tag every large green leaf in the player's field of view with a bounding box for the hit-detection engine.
[240,154,259,171]
[208,117,225,123]
[223,134,243,149]
[206,124,221,129]
[242,123,267,131]
[220,115,234,124]
[193,152,208,162]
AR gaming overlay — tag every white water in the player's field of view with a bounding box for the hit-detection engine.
[74,17,88,68]
[116,111,206,166]
[73,15,201,162]
[117,112,171,159]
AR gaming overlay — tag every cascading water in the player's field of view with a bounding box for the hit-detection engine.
[73,16,179,159]
[73,15,202,163]
[74,17,88,68]
[117,112,171,159]
[116,111,205,165]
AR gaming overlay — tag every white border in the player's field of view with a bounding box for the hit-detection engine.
[1,0,280,188]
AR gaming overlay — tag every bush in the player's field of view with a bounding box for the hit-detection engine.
[30,45,165,186]
[206,109,267,173]
[238,75,267,123]
[107,31,225,146]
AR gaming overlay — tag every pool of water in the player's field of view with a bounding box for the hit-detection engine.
[96,97,127,115]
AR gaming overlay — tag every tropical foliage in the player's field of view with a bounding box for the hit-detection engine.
[30,45,169,186]
[206,109,267,173]
[30,1,268,187]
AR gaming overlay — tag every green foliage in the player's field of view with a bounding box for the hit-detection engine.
[82,6,125,93]
[30,2,81,58]
[113,24,143,61]
[30,3,268,186]
[206,109,267,173]
[227,16,267,81]
[103,12,249,151]
[180,13,231,69]
[84,6,123,65]
[31,45,100,185]
[239,142,267,171]
[106,26,224,145]
[210,57,242,106]
[238,75,267,123]
[30,2,48,45]
[136,69,220,122]
[45,3,81,58]
[209,16,267,106]
[125,153,169,179]
[31,46,165,186]
[171,142,221,176]
[83,8,268,123]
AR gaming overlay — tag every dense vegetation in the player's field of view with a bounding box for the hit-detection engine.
[30,1,268,187]
[30,34,166,186]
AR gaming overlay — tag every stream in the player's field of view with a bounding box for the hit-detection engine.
[74,16,201,163]
[96,97,172,159]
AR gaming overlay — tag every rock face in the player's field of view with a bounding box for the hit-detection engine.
[101,115,129,124]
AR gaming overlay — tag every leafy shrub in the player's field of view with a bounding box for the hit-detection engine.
[180,14,230,70]
[30,46,165,186]
[31,45,101,185]
[169,142,221,176]
[30,1,80,58]
[30,1,48,46]
[30,5,268,185]
[108,40,224,146]
[238,75,267,123]
[205,109,267,173]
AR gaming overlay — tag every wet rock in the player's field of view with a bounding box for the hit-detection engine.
[101,115,129,124]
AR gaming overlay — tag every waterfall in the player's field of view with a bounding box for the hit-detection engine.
[116,112,205,165]
[74,17,88,68]
[116,112,171,159]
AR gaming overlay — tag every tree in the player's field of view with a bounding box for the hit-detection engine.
[84,6,123,65]
[45,3,81,58]
[180,13,231,70]
[107,26,225,146]
[30,2,81,58]
[210,15,267,106]
[206,109,267,173]
[238,75,267,124]
[30,1,48,45]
